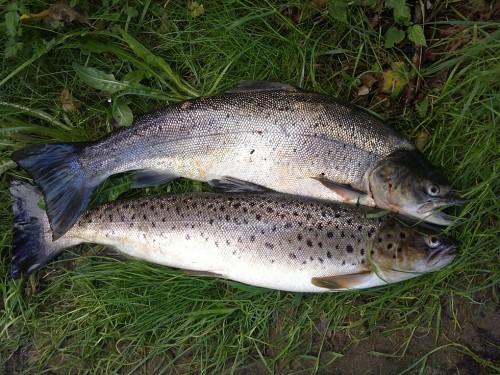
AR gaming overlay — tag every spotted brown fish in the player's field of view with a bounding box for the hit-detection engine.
[10,181,457,292]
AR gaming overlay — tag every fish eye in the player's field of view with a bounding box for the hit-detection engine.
[425,236,441,249]
[427,184,440,196]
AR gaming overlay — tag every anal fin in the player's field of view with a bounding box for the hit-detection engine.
[131,169,179,188]
[311,271,372,290]
[182,270,226,279]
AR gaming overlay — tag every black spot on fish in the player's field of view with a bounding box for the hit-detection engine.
[360,248,365,256]
[143,214,147,220]
[306,240,313,247]
[310,256,314,261]
[317,223,324,230]
[233,251,237,255]
[185,234,190,240]
[266,207,273,213]
[371,250,375,255]
[129,223,134,228]
[399,232,406,239]
[302,261,307,265]
[250,149,255,154]
[346,219,353,225]
[265,242,274,249]
[335,213,341,218]
[318,258,324,263]
[297,234,303,241]
[289,253,297,259]
[237,237,243,243]
[293,211,299,216]
[358,225,363,232]
[346,245,353,253]
[108,214,113,222]
[151,222,156,228]
[335,245,339,250]
[378,237,383,243]
[242,207,248,213]
[162,217,166,222]
[256,214,262,221]
[175,207,181,215]
[250,235,255,242]
[225,214,231,221]
[340,231,345,238]
[318,242,323,248]
[233,202,241,209]
[342,260,346,265]
[327,251,332,258]
[368,227,376,237]
[327,231,334,238]
[397,248,402,252]
[387,243,393,249]
[209,219,214,225]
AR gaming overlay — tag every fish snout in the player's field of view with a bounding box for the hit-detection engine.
[446,190,467,206]
[426,243,458,268]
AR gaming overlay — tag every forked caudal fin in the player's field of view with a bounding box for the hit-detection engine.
[11,142,95,239]
[9,180,70,279]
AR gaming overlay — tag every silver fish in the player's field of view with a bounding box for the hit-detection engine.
[10,181,457,292]
[11,81,462,239]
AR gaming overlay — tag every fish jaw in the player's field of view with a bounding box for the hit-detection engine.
[368,150,463,225]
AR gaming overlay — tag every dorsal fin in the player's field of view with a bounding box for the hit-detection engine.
[226,80,298,94]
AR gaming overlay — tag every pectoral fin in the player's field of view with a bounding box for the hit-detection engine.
[312,177,373,206]
[311,271,372,290]
[227,80,299,93]
[210,176,272,193]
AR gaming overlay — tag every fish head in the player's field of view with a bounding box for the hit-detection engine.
[369,150,464,225]
[370,219,458,283]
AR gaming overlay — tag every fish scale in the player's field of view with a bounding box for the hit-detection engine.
[9,181,457,292]
[11,81,461,238]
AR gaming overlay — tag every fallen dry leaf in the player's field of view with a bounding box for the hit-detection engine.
[189,2,205,18]
[381,61,407,96]
[59,88,80,113]
[415,130,429,151]
[21,3,91,26]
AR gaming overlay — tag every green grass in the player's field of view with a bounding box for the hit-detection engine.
[1,1,499,374]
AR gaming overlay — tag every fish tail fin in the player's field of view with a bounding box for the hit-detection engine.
[11,142,95,239]
[9,180,71,279]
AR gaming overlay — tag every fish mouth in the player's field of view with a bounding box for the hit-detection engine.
[416,192,466,215]
[426,245,458,268]
[415,192,466,225]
